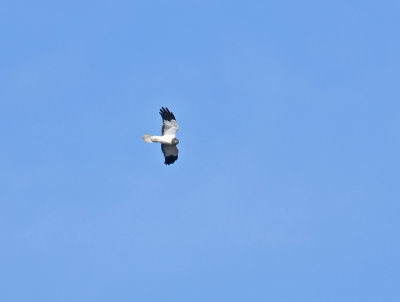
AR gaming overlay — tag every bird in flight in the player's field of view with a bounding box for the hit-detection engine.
[143,107,179,165]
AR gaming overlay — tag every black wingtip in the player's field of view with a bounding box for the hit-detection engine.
[159,107,176,121]
[164,155,178,165]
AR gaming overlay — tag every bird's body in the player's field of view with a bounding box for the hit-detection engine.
[143,135,175,144]
[143,107,179,165]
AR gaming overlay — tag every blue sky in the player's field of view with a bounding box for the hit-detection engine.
[1,0,399,301]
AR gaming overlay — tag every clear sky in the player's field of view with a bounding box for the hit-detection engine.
[1,1,399,301]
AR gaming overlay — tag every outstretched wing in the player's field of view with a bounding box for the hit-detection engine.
[160,107,179,136]
[161,144,178,165]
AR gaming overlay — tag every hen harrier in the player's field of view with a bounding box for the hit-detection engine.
[143,107,179,165]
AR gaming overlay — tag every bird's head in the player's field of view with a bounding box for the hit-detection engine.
[172,138,179,145]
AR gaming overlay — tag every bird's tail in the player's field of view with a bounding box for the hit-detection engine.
[143,134,154,143]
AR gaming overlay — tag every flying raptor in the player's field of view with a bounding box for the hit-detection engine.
[143,107,179,165]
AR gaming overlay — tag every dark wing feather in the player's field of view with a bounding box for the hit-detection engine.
[161,144,178,165]
[160,107,176,121]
